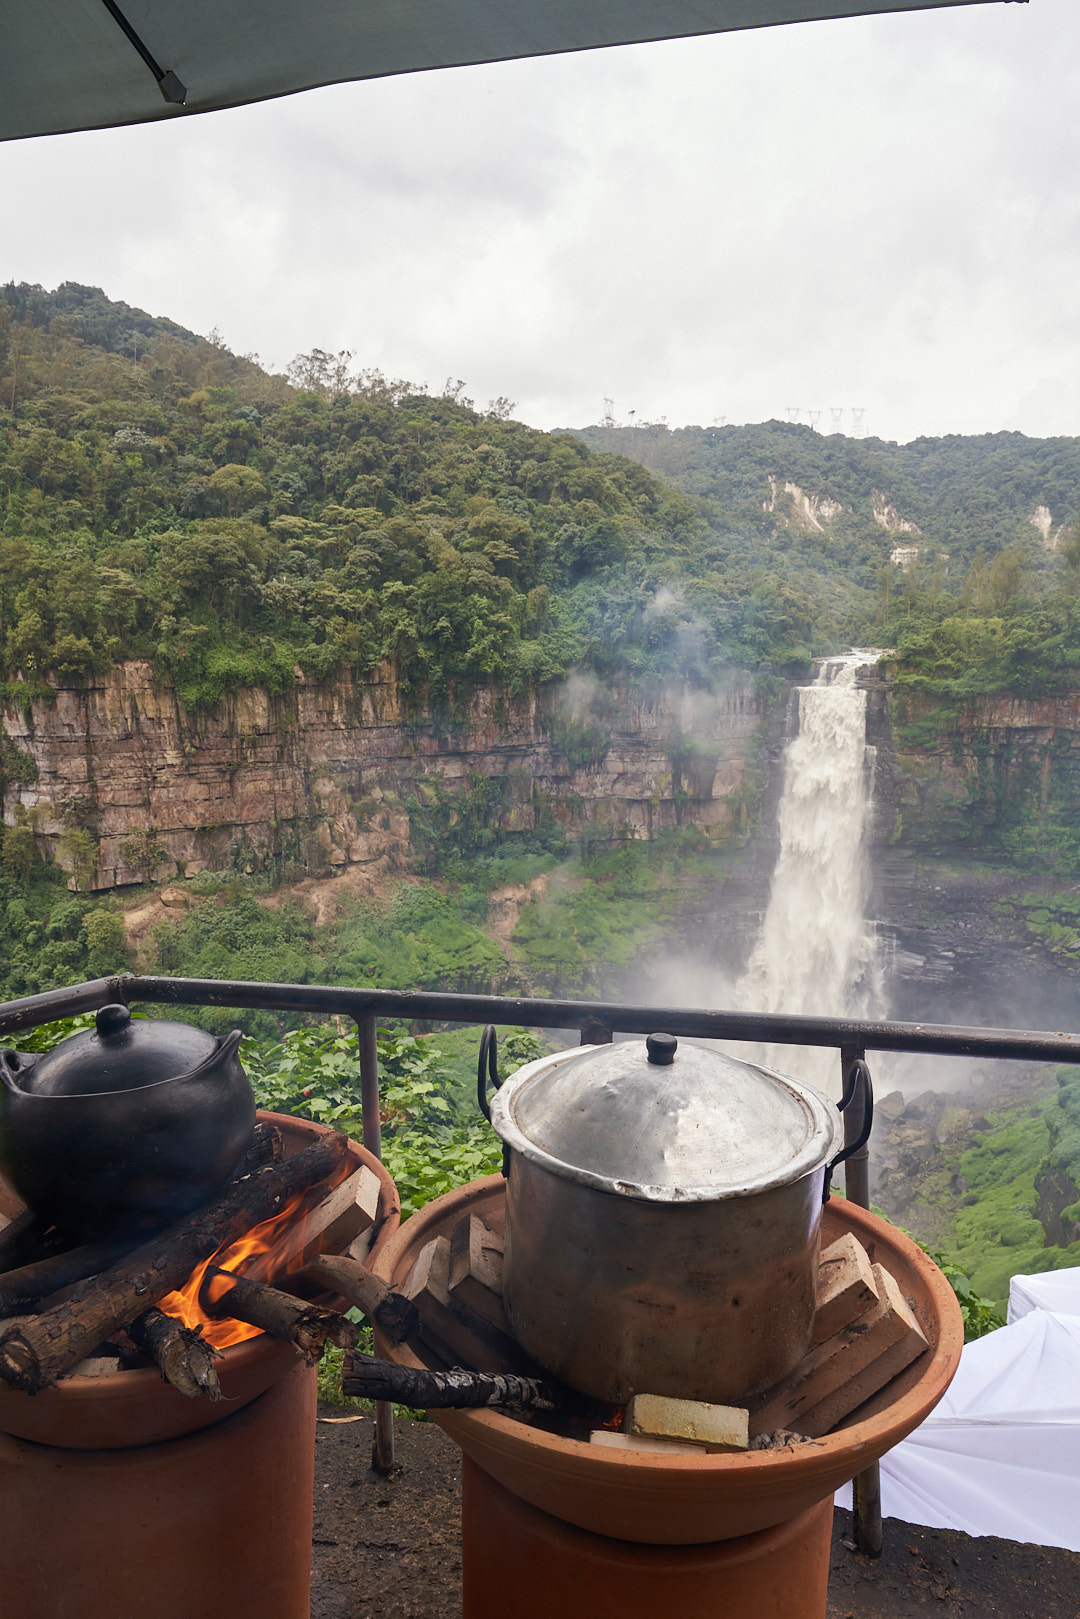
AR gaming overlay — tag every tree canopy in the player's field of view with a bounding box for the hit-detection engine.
[4,282,1080,714]
[0,282,828,711]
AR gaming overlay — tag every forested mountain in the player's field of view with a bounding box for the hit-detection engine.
[8,279,1080,722]
[0,282,837,715]
[576,418,1080,570]
[576,419,1080,702]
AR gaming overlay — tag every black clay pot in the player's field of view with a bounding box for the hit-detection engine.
[0,1004,255,1240]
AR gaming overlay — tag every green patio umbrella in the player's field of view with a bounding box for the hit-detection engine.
[3,0,999,143]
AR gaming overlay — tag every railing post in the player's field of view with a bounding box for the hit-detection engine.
[357,1013,383,1161]
[839,1043,881,1558]
[357,1014,395,1473]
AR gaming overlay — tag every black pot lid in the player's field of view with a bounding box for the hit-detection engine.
[19,1005,224,1097]
[488,1034,843,1203]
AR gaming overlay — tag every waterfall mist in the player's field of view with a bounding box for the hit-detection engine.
[730,651,884,1097]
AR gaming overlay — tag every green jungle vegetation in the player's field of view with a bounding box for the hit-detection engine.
[577,417,1080,572]
[0,795,729,1012]
[883,1066,1080,1315]
[5,280,1080,720]
[0,281,837,714]
[579,419,1080,703]
[0,849,130,1005]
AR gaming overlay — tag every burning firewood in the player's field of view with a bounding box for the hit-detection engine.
[0,1122,286,1322]
[0,1120,284,1316]
[252,1164,381,1284]
[128,1308,222,1400]
[299,1253,420,1344]
[0,1131,352,1393]
[202,1268,358,1362]
[341,1351,557,1410]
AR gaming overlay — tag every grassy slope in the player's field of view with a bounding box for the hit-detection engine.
[882,1078,1080,1311]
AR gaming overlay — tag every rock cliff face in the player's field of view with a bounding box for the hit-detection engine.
[861,663,1080,865]
[1,662,767,891]
[858,665,1080,1033]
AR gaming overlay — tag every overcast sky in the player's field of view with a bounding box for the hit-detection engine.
[3,0,1078,443]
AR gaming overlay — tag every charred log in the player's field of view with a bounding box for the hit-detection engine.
[300,1253,420,1345]
[128,1308,222,1400]
[236,1121,285,1178]
[341,1352,557,1410]
[0,1239,131,1317]
[203,1269,357,1362]
[0,1131,352,1392]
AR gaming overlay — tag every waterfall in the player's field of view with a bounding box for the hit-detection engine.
[733,651,884,1097]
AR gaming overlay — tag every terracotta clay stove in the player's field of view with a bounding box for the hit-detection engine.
[372,1176,964,1619]
[0,1111,400,1619]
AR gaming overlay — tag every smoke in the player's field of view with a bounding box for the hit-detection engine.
[643,585,714,683]
[551,645,747,765]
[555,669,606,722]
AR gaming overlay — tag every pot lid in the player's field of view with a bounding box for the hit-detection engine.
[488,1034,843,1202]
[18,1005,224,1097]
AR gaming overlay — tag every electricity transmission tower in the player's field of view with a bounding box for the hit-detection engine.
[829,407,844,434]
[601,397,616,428]
[785,405,801,423]
[850,407,866,438]
[807,409,822,433]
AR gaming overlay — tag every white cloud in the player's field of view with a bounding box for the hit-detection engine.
[3,0,1080,442]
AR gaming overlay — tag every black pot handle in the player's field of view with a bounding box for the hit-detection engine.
[0,1047,37,1096]
[476,1025,501,1124]
[823,1057,874,1203]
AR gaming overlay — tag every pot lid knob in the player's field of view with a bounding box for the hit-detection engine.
[95,1004,132,1040]
[645,1032,677,1066]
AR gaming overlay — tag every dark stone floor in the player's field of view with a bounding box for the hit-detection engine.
[311,1408,1080,1618]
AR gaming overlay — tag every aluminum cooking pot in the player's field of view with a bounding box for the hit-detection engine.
[480,1030,869,1406]
[0,1004,255,1240]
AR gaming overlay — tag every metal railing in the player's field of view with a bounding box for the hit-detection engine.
[2,971,1077,1541]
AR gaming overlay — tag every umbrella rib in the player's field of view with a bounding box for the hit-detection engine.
[96,0,187,104]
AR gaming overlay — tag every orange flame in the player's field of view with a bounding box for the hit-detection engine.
[157,1188,310,1350]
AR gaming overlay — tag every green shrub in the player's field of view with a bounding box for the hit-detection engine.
[243,1021,543,1216]
[82,907,131,976]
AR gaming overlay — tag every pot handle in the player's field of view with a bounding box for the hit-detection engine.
[476,1025,501,1123]
[0,1047,38,1096]
[184,1027,244,1081]
[822,1057,874,1203]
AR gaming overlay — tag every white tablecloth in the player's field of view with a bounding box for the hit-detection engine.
[837,1306,1080,1552]
[1008,1265,1080,1324]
